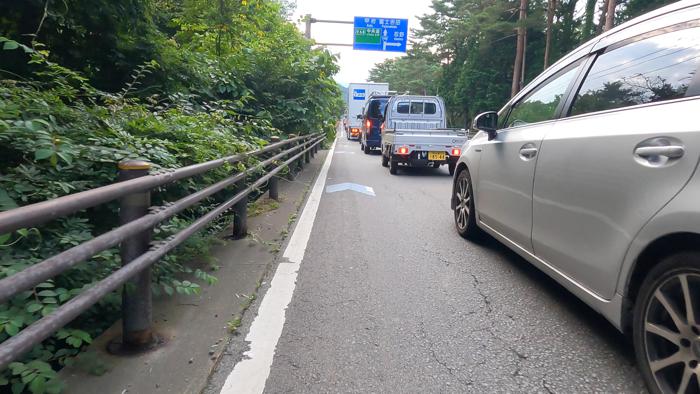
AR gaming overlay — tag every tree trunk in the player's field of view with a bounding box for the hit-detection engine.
[511,0,528,97]
[582,0,597,40]
[544,0,556,69]
[596,0,608,35]
[604,0,616,31]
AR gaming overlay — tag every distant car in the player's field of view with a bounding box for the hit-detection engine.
[452,3,700,393]
[380,95,466,175]
[360,95,391,154]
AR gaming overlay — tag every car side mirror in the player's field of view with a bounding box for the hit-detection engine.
[472,111,498,140]
[356,114,362,119]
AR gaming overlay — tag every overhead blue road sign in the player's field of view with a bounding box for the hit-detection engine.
[353,17,408,52]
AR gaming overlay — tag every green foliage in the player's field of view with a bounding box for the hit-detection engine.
[0,0,341,392]
[368,48,441,95]
[369,0,673,127]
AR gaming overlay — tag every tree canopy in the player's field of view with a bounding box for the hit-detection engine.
[368,0,676,127]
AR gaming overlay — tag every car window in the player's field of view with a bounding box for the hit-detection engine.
[424,102,437,115]
[410,101,424,114]
[506,62,582,128]
[368,99,388,118]
[570,27,700,116]
[397,101,409,114]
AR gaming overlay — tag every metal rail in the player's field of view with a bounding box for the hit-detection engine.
[0,133,325,370]
[0,135,311,235]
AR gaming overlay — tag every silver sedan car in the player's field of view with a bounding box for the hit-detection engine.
[452,2,700,393]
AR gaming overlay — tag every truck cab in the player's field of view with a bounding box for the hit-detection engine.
[383,95,446,130]
[380,95,466,176]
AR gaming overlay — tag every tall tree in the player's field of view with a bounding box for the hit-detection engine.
[605,0,616,31]
[544,0,557,68]
[596,0,608,34]
[581,0,597,39]
[512,0,528,96]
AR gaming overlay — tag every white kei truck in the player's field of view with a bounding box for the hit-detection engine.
[346,82,389,140]
[380,95,468,176]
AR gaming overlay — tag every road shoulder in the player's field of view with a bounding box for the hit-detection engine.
[60,149,329,394]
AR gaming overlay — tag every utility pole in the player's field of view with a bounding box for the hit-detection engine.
[304,14,312,39]
[511,0,528,97]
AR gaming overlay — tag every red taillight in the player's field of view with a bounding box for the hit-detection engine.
[451,148,461,156]
[397,146,409,155]
[365,119,371,129]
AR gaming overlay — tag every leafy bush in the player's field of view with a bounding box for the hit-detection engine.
[0,1,343,392]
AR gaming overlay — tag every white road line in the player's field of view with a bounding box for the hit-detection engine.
[219,138,336,394]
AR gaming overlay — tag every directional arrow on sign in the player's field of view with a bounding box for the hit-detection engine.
[325,183,375,196]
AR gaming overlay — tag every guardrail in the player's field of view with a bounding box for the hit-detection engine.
[0,132,325,369]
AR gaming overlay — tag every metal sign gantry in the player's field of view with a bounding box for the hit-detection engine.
[304,14,408,52]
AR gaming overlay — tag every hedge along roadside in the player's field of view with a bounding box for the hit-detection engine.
[0,134,325,371]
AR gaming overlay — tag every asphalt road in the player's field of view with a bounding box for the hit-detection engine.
[228,135,647,393]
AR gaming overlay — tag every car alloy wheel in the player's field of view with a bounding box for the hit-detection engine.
[643,272,700,393]
[455,175,470,231]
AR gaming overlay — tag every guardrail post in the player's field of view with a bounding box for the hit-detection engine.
[287,134,298,180]
[304,139,311,163]
[232,191,248,239]
[269,136,280,201]
[296,135,304,169]
[117,160,154,350]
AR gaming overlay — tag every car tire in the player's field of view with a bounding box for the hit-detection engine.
[453,169,480,239]
[364,144,370,154]
[389,158,398,175]
[448,163,456,176]
[381,152,389,167]
[633,251,700,394]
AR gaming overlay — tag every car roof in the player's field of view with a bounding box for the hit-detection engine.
[388,95,442,101]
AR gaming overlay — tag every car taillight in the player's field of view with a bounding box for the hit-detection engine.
[397,146,409,155]
[451,148,461,156]
[365,119,371,129]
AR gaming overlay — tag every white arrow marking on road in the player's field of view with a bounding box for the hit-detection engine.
[325,182,375,196]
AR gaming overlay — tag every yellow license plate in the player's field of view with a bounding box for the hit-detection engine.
[428,151,446,161]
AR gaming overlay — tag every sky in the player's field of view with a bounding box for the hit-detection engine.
[291,0,434,86]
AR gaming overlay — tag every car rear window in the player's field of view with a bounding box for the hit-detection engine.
[397,101,409,114]
[368,98,388,118]
[570,26,700,116]
[424,102,437,114]
[410,101,424,114]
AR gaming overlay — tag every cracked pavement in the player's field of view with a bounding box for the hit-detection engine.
[223,137,647,393]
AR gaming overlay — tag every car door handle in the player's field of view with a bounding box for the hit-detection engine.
[634,145,685,159]
[519,147,538,159]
